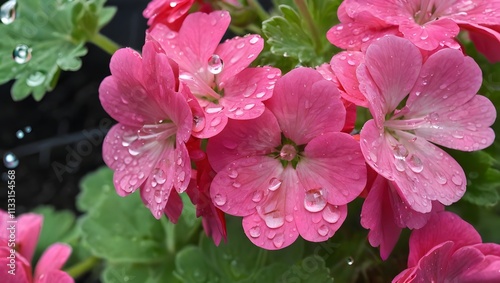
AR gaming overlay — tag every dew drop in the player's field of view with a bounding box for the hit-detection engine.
[346,256,354,265]
[169,1,177,7]
[273,233,285,248]
[451,174,463,186]
[393,144,409,160]
[407,155,423,173]
[178,171,185,182]
[154,190,162,204]
[205,105,224,114]
[285,215,293,222]
[1,0,16,25]
[13,44,32,64]
[244,103,255,110]
[268,178,282,191]
[317,225,329,236]
[336,25,344,31]
[207,54,224,74]
[347,59,355,66]
[26,71,46,87]
[452,131,464,139]
[152,169,166,185]
[210,116,222,127]
[249,226,261,238]
[228,169,238,178]
[304,189,327,212]
[322,205,340,223]
[193,115,205,132]
[262,210,285,228]
[436,171,447,185]
[3,151,19,168]
[252,191,263,202]
[214,194,227,206]
[249,36,259,44]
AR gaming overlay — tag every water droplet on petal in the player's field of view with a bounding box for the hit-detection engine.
[205,105,224,114]
[207,54,224,74]
[1,0,17,25]
[3,151,19,168]
[317,225,329,236]
[347,59,355,66]
[26,71,46,87]
[178,171,185,182]
[249,36,259,44]
[169,1,177,7]
[252,191,263,202]
[393,144,409,160]
[228,169,238,178]
[304,189,327,212]
[452,131,464,139]
[451,174,463,186]
[152,168,167,185]
[154,190,162,204]
[268,178,282,191]
[214,194,227,206]
[13,44,32,64]
[244,103,255,110]
[193,115,205,132]
[322,205,340,223]
[210,116,222,127]
[407,155,423,173]
[249,226,261,238]
[273,233,285,248]
[262,210,285,228]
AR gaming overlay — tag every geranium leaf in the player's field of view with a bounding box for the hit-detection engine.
[103,260,180,283]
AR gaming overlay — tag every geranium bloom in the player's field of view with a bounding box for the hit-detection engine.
[150,11,281,138]
[327,0,500,62]
[358,35,496,213]
[0,210,74,283]
[207,68,367,249]
[99,40,192,220]
[394,211,500,282]
[143,0,207,31]
[361,173,443,260]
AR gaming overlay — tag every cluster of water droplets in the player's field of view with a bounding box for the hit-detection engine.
[392,143,424,173]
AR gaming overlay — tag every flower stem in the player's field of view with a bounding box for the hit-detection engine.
[293,0,322,53]
[65,256,100,279]
[89,33,121,55]
[248,0,270,22]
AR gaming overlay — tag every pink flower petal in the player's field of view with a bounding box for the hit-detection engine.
[294,201,347,242]
[404,241,455,282]
[447,246,489,281]
[297,132,367,205]
[466,24,500,63]
[330,51,367,107]
[34,243,72,280]
[36,270,75,283]
[163,190,183,223]
[360,120,466,213]
[103,124,163,196]
[0,247,32,283]
[361,175,402,260]
[361,36,422,116]
[450,2,500,25]
[408,211,482,267]
[215,35,264,85]
[207,109,281,172]
[266,67,346,145]
[16,213,43,262]
[174,142,191,193]
[210,156,284,217]
[399,18,460,50]
[241,166,300,250]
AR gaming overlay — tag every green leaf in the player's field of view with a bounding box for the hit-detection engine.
[103,260,180,283]
[79,168,168,263]
[262,0,341,68]
[0,0,115,101]
[277,255,333,283]
[77,166,115,212]
[175,246,218,283]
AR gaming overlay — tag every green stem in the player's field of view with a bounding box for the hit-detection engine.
[247,0,270,22]
[165,222,176,254]
[293,0,322,54]
[65,256,100,279]
[89,33,121,55]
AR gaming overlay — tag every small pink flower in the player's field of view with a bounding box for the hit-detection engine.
[394,211,500,282]
[0,211,74,283]
[143,0,203,31]
[207,68,367,249]
[99,40,193,220]
[328,0,500,61]
[361,173,443,260]
[357,36,496,213]
[149,11,281,138]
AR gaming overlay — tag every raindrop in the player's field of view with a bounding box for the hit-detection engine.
[451,174,463,186]
[3,151,19,168]
[262,210,285,228]
[15,130,24,139]
[249,226,261,238]
[26,71,46,87]
[244,103,255,110]
[13,44,32,64]
[304,189,327,212]
[205,105,224,114]
[347,59,355,66]
[436,171,447,185]
[346,256,354,265]
[214,194,227,206]
[1,0,16,25]
[228,169,238,178]
[407,155,423,173]
[252,191,263,202]
[273,233,285,248]
[322,205,340,223]
[336,25,344,31]
[169,1,177,7]
[178,171,185,182]
[317,225,329,236]
[427,112,439,122]
[210,117,222,127]
[452,131,464,139]
[152,169,166,185]
[193,116,205,132]
[393,144,409,160]
[154,190,162,204]
[207,54,224,74]
[249,36,259,45]
[268,178,282,191]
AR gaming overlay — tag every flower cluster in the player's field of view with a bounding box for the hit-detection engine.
[99,0,498,281]
[0,210,74,283]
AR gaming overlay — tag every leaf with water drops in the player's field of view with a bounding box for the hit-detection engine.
[103,261,180,283]
[0,0,116,101]
[79,167,168,263]
[262,0,341,67]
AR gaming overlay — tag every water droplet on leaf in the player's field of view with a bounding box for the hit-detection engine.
[1,0,17,25]
[26,71,46,87]
[13,44,32,64]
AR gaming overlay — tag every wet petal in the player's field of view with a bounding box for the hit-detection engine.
[399,18,460,50]
[16,213,43,262]
[34,243,72,279]
[295,201,347,242]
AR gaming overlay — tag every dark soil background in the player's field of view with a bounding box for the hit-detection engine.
[0,0,151,214]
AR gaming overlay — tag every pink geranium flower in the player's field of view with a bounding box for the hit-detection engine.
[99,40,193,220]
[207,68,367,249]
[328,0,500,62]
[394,211,500,282]
[143,0,209,31]
[0,210,74,283]
[149,11,281,138]
[361,173,443,260]
[358,35,496,213]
